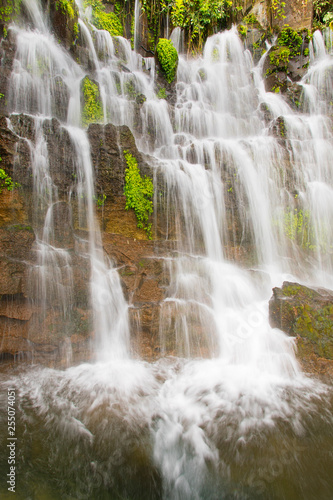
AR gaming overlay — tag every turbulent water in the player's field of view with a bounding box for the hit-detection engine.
[0,0,333,498]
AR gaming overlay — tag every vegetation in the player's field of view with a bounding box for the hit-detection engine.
[124,151,153,238]
[270,0,286,20]
[0,158,19,194]
[0,0,21,36]
[282,208,318,251]
[0,0,21,23]
[157,87,167,99]
[156,38,178,83]
[56,0,76,19]
[84,0,123,37]
[269,46,290,70]
[82,76,103,126]
[313,0,333,29]
[277,27,303,56]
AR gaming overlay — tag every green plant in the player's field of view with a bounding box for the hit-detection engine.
[156,39,178,83]
[84,0,123,37]
[93,193,106,207]
[283,208,317,251]
[269,46,290,70]
[0,0,21,24]
[0,159,19,194]
[243,14,260,27]
[277,27,303,57]
[237,24,247,38]
[55,0,76,19]
[123,151,153,238]
[313,0,332,25]
[81,76,103,126]
[271,0,286,20]
[157,87,167,99]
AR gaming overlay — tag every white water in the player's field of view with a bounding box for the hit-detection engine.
[2,1,333,497]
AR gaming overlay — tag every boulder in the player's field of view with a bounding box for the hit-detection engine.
[269,281,333,363]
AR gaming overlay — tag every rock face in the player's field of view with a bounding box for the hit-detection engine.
[269,282,333,375]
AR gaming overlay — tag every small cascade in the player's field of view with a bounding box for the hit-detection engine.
[66,126,130,360]
[134,0,141,52]
[6,0,130,361]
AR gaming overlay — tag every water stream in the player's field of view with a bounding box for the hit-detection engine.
[0,1,333,498]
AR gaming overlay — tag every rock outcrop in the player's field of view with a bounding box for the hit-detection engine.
[269,282,333,378]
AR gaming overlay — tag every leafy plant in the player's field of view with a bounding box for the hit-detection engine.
[84,0,123,37]
[93,193,106,207]
[81,76,103,126]
[277,27,302,57]
[269,46,290,69]
[0,158,19,194]
[270,0,286,20]
[55,0,76,19]
[157,87,167,99]
[123,151,153,238]
[156,38,178,83]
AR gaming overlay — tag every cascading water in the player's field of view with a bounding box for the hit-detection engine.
[0,0,333,497]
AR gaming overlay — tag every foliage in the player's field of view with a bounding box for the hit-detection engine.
[142,0,233,50]
[270,0,286,20]
[0,0,21,29]
[277,27,303,56]
[56,0,76,19]
[93,193,106,207]
[82,76,103,126]
[269,46,290,69]
[84,0,123,37]
[243,13,261,27]
[156,38,178,83]
[283,208,317,251]
[157,87,167,99]
[124,151,153,238]
[313,0,332,24]
[237,24,247,38]
[0,158,19,194]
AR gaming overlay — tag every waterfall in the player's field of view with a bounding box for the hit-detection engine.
[7,0,130,361]
[134,0,141,52]
[0,1,333,497]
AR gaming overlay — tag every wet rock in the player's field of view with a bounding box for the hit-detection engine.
[269,281,333,361]
[48,0,79,51]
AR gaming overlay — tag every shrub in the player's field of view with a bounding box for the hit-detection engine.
[82,76,103,126]
[156,38,178,84]
[123,151,153,239]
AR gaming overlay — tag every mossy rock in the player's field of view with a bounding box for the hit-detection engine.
[269,281,333,360]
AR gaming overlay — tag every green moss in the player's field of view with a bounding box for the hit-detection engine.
[156,39,178,84]
[294,304,333,359]
[123,151,153,239]
[283,208,317,251]
[81,76,103,126]
[243,13,261,28]
[9,224,33,232]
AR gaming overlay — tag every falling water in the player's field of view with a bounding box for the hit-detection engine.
[134,0,141,52]
[0,0,333,497]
